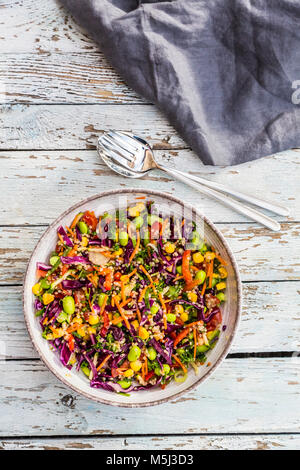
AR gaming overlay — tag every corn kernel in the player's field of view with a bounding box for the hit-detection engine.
[138,326,149,340]
[124,369,134,378]
[175,304,184,314]
[136,202,145,212]
[81,236,88,247]
[193,252,204,264]
[52,328,64,339]
[114,248,123,257]
[219,267,228,279]
[165,242,175,254]
[32,283,42,296]
[132,320,139,330]
[108,313,113,321]
[42,293,54,305]
[77,326,86,337]
[130,360,142,372]
[187,292,197,303]
[180,312,189,322]
[88,315,99,325]
[88,327,96,335]
[128,206,140,217]
[205,251,216,261]
[216,282,226,291]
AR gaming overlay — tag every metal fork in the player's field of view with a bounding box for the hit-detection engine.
[97,130,290,231]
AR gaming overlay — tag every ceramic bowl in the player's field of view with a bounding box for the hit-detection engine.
[23,189,242,407]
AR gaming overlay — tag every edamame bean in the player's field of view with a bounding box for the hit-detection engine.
[128,345,141,362]
[216,292,226,302]
[167,313,176,323]
[62,295,75,315]
[40,278,51,290]
[118,379,131,389]
[155,364,170,376]
[98,292,107,307]
[176,265,182,274]
[147,347,157,361]
[133,216,144,229]
[78,221,88,234]
[195,269,206,284]
[150,303,159,315]
[119,231,129,246]
[50,255,60,266]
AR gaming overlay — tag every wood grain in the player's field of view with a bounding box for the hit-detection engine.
[1,149,299,224]
[1,434,299,450]
[0,53,144,104]
[1,282,299,360]
[0,357,299,436]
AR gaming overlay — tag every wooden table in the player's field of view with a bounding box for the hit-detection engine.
[0,1,299,451]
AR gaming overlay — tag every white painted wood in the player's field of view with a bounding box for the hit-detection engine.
[1,282,299,360]
[1,223,299,283]
[0,357,299,436]
[0,53,144,104]
[0,150,298,224]
[1,434,300,450]
[0,0,98,54]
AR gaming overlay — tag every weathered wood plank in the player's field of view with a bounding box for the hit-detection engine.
[0,53,144,104]
[1,434,300,450]
[0,357,299,436]
[1,223,299,284]
[0,104,185,150]
[0,149,298,224]
[1,282,299,360]
[0,0,98,54]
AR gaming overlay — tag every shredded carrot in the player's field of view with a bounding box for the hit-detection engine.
[96,354,111,371]
[201,280,207,296]
[100,294,108,314]
[136,305,142,323]
[145,357,148,376]
[185,320,204,328]
[138,285,148,303]
[58,233,65,245]
[215,253,227,266]
[174,275,184,281]
[208,258,214,288]
[159,293,167,329]
[120,298,131,308]
[70,213,83,229]
[139,265,157,294]
[172,354,187,373]
[135,196,146,200]
[111,315,122,325]
[87,273,98,288]
[193,329,197,360]
[129,229,140,263]
[67,323,81,334]
[141,362,145,381]
[127,268,137,279]
[114,296,131,330]
[121,279,126,304]
[181,218,185,227]
[173,328,189,347]
[160,218,168,236]
[190,266,199,272]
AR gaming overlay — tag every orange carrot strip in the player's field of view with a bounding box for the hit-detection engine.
[129,230,140,263]
[184,320,204,328]
[173,328,190,348]
[172,354,187,373]
[111,316,122,325]
[96,354,112,371]
[127,268,137,279]
[136,305,142,323]
[138,285,148,303]
[215,253,227,266]
[193,329,197,360]
[160,218,168,236]
[174,275,184,281]
[120,298,131,308]
[201,280,207,296]
[70,213,83,229]
[145,357,148,376]
[114,296,131,331]
[121,279,126,304]
[208,259,214,288]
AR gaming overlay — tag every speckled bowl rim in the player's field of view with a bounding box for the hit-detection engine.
[23,188,242,408]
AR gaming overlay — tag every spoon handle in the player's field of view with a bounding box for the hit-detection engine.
[158,164,281,231]
[168,167,289,217]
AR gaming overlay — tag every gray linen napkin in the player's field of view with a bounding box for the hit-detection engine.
[60,0,300,165]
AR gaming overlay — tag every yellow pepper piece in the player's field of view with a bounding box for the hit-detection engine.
[123,369,134,378]
[164,242,175,254]
[32,283,42,296]
[77,326,86,337]
[138,326,149,340]
[88,315,99,325]
[132,320,139,330]
[114,248,123,257]
[205,251,216,261]
[42,293,54,305]
[216,282,226,291]
[180,312,189,322]
[88,327,96,335]
[81,236,88,247]
[128,206,140,217]
[219,267,228,279]
[192,252,204,264]
[187,292,197,303]
[130,360,142,372]
[175,304,184,314]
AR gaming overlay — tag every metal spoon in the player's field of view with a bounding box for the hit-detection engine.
[97,130,289,231]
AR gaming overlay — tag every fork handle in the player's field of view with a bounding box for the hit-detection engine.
[168,167,289,217]
[158,164,281,231]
